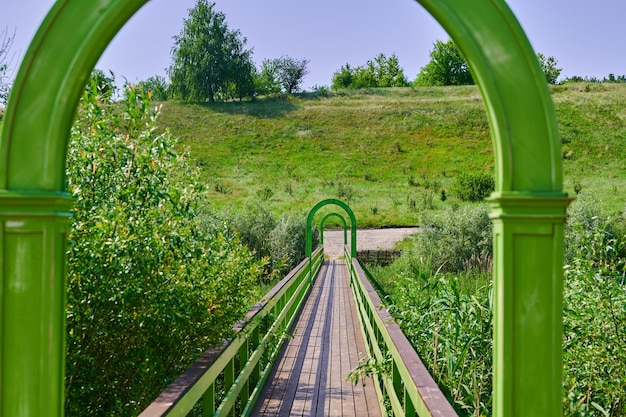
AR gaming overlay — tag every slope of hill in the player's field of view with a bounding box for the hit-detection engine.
[111,83,626,226]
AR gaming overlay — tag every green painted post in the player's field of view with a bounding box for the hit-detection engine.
[1,2,146,416]
[203,384,215,417]
[489,194,569,416]
[0,193,73,416]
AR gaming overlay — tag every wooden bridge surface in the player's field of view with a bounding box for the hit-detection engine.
[252,259,382,417]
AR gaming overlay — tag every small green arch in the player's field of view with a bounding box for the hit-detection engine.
[319,213,348,245]
[306,199,357,259]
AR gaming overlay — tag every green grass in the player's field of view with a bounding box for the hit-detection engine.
[7,82,623,226]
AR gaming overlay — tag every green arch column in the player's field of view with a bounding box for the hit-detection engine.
[414,2,570,416]
[0,1,149,416]
[319,213,348,245]
[306,199,357,259]
[1,0,569,416]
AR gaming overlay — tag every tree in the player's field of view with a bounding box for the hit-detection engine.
[65,73,263,415]
[330,64,354,89]
[135,75,169,101]
[0,27,16,105]
[254,58,282,96]
[254,56,309,95]
[414,40,473,86]
[331,53,409,89]
[276,56,309,94]
[536,53,562,84]
[168,1,255,102]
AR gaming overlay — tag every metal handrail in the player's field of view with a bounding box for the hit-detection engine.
[345,246,458,417]
[140,247,324,417]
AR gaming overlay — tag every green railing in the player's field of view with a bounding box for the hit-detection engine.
[345,246,458,417]
[139,247,323,417]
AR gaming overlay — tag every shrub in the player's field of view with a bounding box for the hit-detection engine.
[269,212,319,275]
[65,80,263,415]
[222,203,317,280]
[369,191,626,417]
[415,205,492,273]
[135,75,169,101]
[452,171,495,201]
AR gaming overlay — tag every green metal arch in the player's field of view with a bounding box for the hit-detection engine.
[0,1,570,416]
[306,199,357,258]
[319,213,348,245]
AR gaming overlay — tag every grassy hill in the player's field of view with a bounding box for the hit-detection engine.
[156,83,626,226]
[5,83,626,227]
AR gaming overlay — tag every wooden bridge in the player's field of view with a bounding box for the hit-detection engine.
[140,243,457,417]
[252,260,381,416]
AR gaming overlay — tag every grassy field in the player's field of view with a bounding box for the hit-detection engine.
[156,83,626,226]
[3,82,626,226]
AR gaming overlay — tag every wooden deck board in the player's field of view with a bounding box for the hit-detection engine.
[253,260,382,417]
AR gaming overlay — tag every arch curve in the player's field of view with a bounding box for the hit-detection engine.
[306,199,357,258]
[319,213,348,245]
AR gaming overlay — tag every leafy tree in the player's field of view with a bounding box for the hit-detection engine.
[254,58,282,95]
[65,73,264,415]
[330,64,354,89]
[276,56,309,94]
[414,40,473,87]
[331,53,409,89]
[135,75,169,101]
[0,27,16,105]
[536,53,562,84]
[254,56,309,95]
[168,0,255,102]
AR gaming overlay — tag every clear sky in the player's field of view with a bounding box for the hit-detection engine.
[3,0,626,90]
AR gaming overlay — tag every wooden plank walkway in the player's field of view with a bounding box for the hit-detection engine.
[252,260,382,417]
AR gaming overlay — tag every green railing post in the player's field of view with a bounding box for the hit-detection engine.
[489,193,570,417]
[203,384,215,417]
[0,192,73,417]
[240,339,250,408]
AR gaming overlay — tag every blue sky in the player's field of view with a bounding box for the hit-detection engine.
[3,0,626,90]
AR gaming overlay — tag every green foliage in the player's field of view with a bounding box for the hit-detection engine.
[537,53,562,85]
[331,53,410,89]
[255,56,310,95]
[156,83,626,226]
[85,69,116,100]
[255,58,282,96]
[416,205,493,273]
[169,0,255,102]
[135,75,169,101]
[562,194,626,416]
[227,202,276,263]
[414,40,473,87]
[65,77,264,415]
[368,192,626,417]
[276,55,310,94]
[223,203,317,280]
[452,171,495,202]
[370,258,492,416]
[0,27,15,105]
[269,212,317,274]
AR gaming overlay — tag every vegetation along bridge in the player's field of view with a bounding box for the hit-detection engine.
[2,1,571,416]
